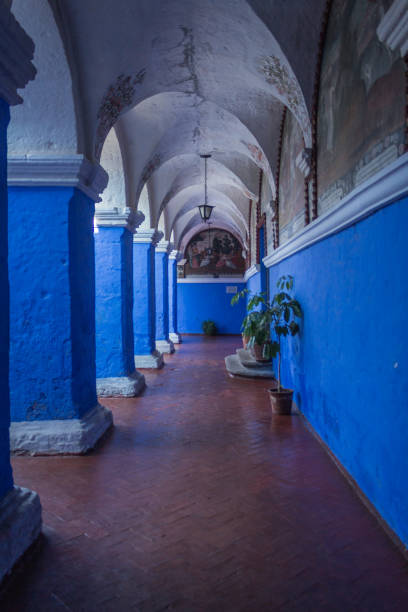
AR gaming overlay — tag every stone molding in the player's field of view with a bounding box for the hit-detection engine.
[263,152,408,268]
[7,154,109,202]
[156,240,174,254]
[0,486,42,583]
[377,0,408,57]
[0,5,36,105]
[96,371,145,397]
[133,228,163,245]
[244,264,260,282]
[156,339,175,354]
[295,148,312,178]
[169,249,181,261]
[134,351,164,369]
[95,208,144,232]
[177,277,244,284]
[10,404,113,455]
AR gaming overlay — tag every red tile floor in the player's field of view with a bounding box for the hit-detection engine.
[2,336,408,611]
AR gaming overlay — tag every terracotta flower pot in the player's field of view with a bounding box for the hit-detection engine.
[268,388,293,415]
[252,342,272,363]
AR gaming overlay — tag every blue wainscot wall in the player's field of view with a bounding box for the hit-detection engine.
[178,280,246,334]
[267,195,408,548]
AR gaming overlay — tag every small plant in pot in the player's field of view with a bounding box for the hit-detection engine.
[267,275,302,415]
[202,319,217,336]
[231,291,273,362]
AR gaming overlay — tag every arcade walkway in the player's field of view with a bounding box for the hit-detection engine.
[2,337,408,611]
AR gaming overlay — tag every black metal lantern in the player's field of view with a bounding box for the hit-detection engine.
[198,154,215,222]
[198,203,214,222]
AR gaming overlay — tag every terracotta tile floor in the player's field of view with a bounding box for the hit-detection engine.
[2,336,408,611]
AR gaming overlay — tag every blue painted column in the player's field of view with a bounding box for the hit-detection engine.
[168,250,181,344]
[155,241,175,354]
[0,7,42,582]
[133,229,164,368]
[94,210,145,395]
[7,157,113,455]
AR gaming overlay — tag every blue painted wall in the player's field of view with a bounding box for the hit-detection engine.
[95,227,135,378]
[8,186,97,421]
[268,196,408,546]
[133,241,156,355]
[155,251,169,341]
[178,282,246,334]
[0,98,13,498]
[246,271,261,311]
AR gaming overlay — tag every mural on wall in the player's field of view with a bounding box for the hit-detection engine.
[317,0,405,215]
[184,229,245,277]
[279,111,305,244]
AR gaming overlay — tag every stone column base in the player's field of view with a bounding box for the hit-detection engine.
[134,350,164,369]
[156,339,175,354]
[0,486,42,584]
[96,370,145,397]
[10,404,113,455]
[169,332,182,344]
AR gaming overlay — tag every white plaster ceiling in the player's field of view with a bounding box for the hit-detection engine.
[11,0,327,251]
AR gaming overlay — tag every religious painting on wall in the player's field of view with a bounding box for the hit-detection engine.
[279,111,305,245]
[317,0,405,215]
[184,229,245,277]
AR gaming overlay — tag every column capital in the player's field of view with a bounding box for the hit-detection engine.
[0,4,36,105]
[95,207,144,232]
[169,249,182,261]
[7,154,109,202]
[377,0,408,57]
[133,228,163,245]
[295,148,312,178]
[156,240,174,254]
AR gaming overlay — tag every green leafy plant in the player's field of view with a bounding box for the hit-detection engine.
[231,275,302,390]
[202,319,217,336]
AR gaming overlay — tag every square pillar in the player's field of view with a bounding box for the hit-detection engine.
[155,240,175,354]
[95,209,145,395]
[7,155,113,454]
[168,250,181,344]
[0,7,41,584]
[133,229,164,368]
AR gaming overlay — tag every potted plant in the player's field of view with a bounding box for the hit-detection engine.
[231,291,272,362]
[231,276,302,413]
[202,319,217,336]
[266,275,302,414]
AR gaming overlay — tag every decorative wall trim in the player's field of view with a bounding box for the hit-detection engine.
[177,277,245,284]
[310,0,333,221]
[244,264,260,282]
[133,228,163,245]
[156,240,174,254]
[7,154,109,202]
[377,0,408,57]
[95,208,144,232]
[255,170,263,264]
[263,152,408,268]
[274,107,287,246]
[296,148,312,178]
[0,5,36,105]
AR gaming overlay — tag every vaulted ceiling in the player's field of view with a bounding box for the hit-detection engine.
[13,0,328,251]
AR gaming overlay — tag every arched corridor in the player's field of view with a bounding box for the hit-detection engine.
[3,337,408,611]
[1,0,408,608]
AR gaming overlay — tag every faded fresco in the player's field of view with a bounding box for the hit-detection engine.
[279,111,305,244]
[317,0,406,214]
[184,229,245,277]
